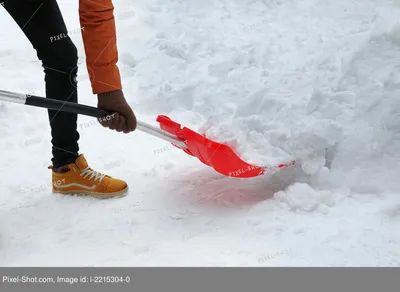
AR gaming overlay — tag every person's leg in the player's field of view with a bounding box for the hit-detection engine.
[2,0,80,167]
[2,0,129,199]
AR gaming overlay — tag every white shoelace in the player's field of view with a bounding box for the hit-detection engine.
[80,167,106,182]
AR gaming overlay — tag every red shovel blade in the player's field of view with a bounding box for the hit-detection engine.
[156,115,296,178]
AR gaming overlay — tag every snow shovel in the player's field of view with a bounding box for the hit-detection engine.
[0,90,296,178]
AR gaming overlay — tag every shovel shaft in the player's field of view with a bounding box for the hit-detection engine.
[0,90,187,148]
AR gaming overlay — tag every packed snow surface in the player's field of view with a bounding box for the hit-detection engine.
[1,0,400,266]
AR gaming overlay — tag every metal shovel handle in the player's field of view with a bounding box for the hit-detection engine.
[0,90,187,148]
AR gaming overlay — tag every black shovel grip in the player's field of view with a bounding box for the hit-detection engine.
[25,94,112,118]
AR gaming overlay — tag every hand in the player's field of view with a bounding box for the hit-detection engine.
[97,89,137,133]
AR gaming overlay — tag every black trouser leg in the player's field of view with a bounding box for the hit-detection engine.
[2,0,80,167]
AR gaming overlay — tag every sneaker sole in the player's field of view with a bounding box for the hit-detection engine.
[52,186,129,199]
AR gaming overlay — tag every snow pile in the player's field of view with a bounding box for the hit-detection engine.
[119,0,400,193]
[274,183,336,213]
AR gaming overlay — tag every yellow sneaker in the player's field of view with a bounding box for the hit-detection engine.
[49,154,128,199]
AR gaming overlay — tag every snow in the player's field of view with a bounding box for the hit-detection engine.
[1,0,400,266]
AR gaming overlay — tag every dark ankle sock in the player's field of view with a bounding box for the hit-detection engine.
[53,165,71,173]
